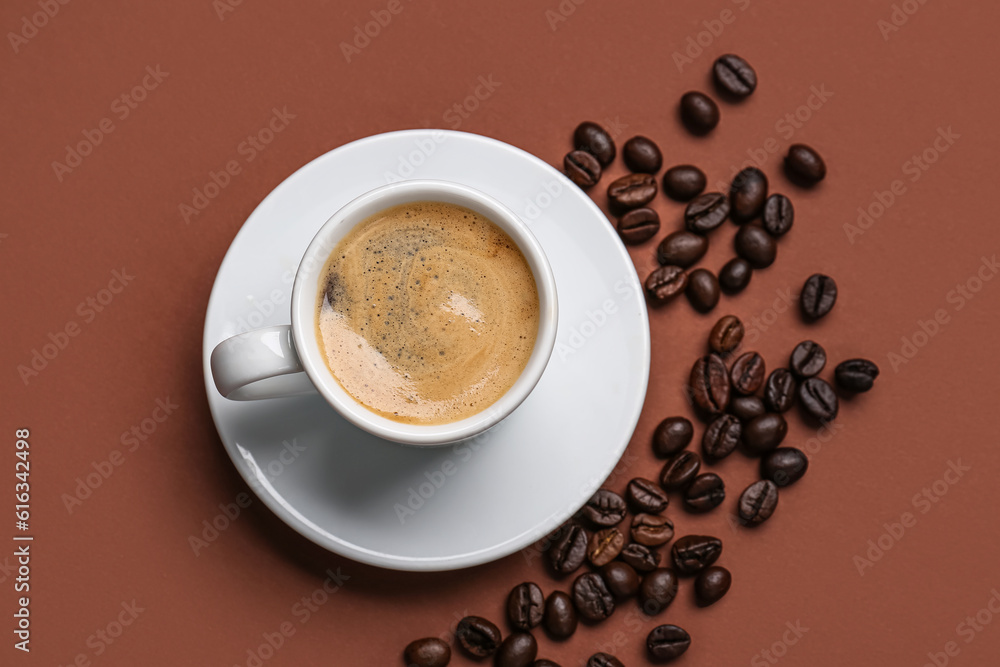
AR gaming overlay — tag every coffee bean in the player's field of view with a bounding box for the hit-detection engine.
[799,377,839,421]
[761,447,809,487]
[456,616,502,658]
[672,535,722,575]
[588,528,625,567]
[586,653,624,667]
[657,230,708,268]
[617,207,660,245]
[742,413,788,455]
[785,143,826,186]
[663,165,706,201]
[729,395,766,422]
[639,568,678,615]
[496,632,538,667]
[739,479,779,526]
[652,417,693,458]
[762,193,794,236]
[764,369,796,413]
[626,478,669,514]
[694,566,732,607]
[708,314,744,355]
[600,561,640,599]
[685,192,730,233]
[571,572,615,621]
[507,582,544,630]
[713,53,757,97]
[730,352,766,395]
[702,413,742,460]
[623,135,663,173]
[686,268,720,312]
[564,150,601,189]
[573,121,616,166]
[719,257,753,294]
[690,354,730,415]
[630,514,674,547]
[533,660,561,667]
[684,473,725,512]
[790,340,826,378]
[734,224,777,269]
[660,451,701,491]
[729,167,768,222]
[619,543,661,572]
[800,274,837,320]
[645,265,688,304]
[835,358,880,392]
[404,638,451,667]
[548,523,589,575]
[581,490,627,527]
[680,91,720,135]
[542,591,577,640]
[647,624,691,661]
[608,173,657,209]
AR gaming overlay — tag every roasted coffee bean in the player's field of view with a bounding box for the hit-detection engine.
[764,369,796,413]
[742,413,788,455]
[729,395,766,422]
[542,591,577,640]
[799,377,839,421]
[709,314,744,355]
[600,561,640,599]
[657,230,708,268]
[623,135,663,173]
[660,451,701,491]
[835,358,880,392]
[800,274,837,320]
[729,167,768,222]
[617,207,660,245]
[790,340,826,378]
[671,535,722,575]
[581,489,627,527]
[702,413,742,460]
[719,257,753,294]
[713,53,757,97]
[564,150,601,189]
[404,637,451,667]
[685,192,730,233]
[639,568,678,615]
[645,265,688,304]
[683,473,725,512]
[694,566,731,607]
[785,143,826,185]
[608,173,657,209]
[734,224,777,268]
[652,417,694,458]
[619,543,661,572]
[663,165,706,201]
[739,479,779,526]
[507,582,544,630]
[586,653,624,667]
[626,478,669,514]
[571,573,615,621]
[686,268,720,312]
[680,91,720,134]
[730,352,766,395]
[588,528,625,567]
[573,121,616,166]
[761,447,809,487]
[630,514,674,547]
[647,624,691,661]
[548,523,589,575]
[496,632,538,667]
[533,660,561,667]
[762,193,794,236]
[456,616,502,658]
[689,354,730,414]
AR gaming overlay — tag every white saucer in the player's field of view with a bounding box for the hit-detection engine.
[202,130,650,571]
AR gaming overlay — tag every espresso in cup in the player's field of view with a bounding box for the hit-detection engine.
[314,201,540,425]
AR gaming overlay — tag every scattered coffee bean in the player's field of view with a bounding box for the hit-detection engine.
[456,616,502,658]
[404,638,451,667]
[626,478,670,514]
[800,274,837,320]
[742,413,788,455]
[600,561,640,599]
[762,193,794,236]
[645,265,688,304]
[684,192,730,233]
[739,479,779,526]
[708,314,744,355]
[761,447,809,487]
[495,632,538,667]
[683,473,725,512]
[702,413,742,460]
[729,395,766,422]
[734,224,777,268]
[608,173,657,209]
[799,377,839,421]
[657,230,708,268]
[588,528,625,567]
[790,340,826,378]
[542,591,577,640]
[672,535,723,575]
[718,257,753,294]
[690,354,730,414]
[586,653,624,667]
[619,543,661,572]
[533,660,561,667]
[835,358,880,392]
[548,523,589,575]
[647,624,691,661]
[573,121,616,166]
[617,207,660,245]
[652,417,694,457]
[660,451,701,491]
[694,566,732,607]
[730,351,766,395]
[507,582,544,630]
[663,165,707,201]
[571,572,615,621]
[764,369,796,413]
[630,514,675,547]
[564,150,601,189]
[639,568,678,615]
[581,490,627,527]
[623,135,663,173]
[784,143,826,185]
[680,91,720,134]
[686,268,720,312]
[729,167,768,222]
[713,53,757,98]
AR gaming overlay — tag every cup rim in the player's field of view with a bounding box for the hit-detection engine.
[290,179,558,446]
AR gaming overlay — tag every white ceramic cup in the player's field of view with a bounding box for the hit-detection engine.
[210,179,558,446]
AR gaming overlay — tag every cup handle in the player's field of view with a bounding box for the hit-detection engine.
[210,325,315,400]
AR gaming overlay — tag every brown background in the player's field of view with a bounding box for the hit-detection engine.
[3,0,999,664]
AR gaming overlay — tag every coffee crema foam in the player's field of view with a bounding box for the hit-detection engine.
[315,201,539,425]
